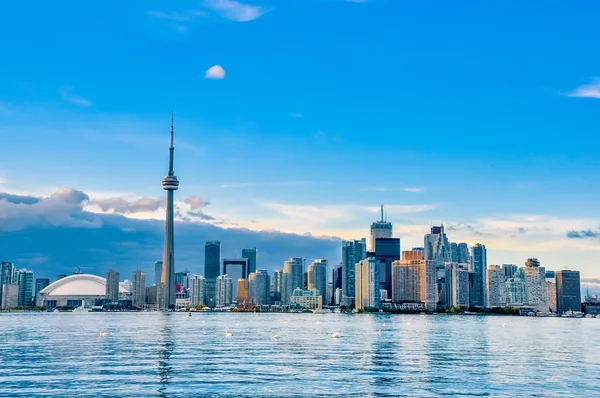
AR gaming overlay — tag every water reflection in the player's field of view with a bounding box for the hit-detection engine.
[157,314,175,397]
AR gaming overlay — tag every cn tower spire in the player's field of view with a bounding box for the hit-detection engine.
[168,111,175,176]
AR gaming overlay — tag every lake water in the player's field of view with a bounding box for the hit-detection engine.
[0,313,598,397]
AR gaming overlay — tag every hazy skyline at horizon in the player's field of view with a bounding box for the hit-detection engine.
[1,1,600,287]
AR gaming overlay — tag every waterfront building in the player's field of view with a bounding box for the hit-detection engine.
[342,239,367,306]
[307,259,328,305]
[34,278,50,306]
[160,115,180,310]
[282,258,304,305]
[546,271,557,313]
[204,240,221,306]
[369,205,393,252]
[270,269,283,303]
[290,288,322,310]
[216,275,233,307]
[146,285,158,306]
[556,270,582,314]
[188,275,206,307]
[391,259,420,302]
[486,265,506,307]
[237,278,249,304]
[1,284,18,309]
[223,258,249,299]
[39,274,128,309]
[449,264,470,308]
[469,243,487,308]
[105,269,120,303]
[132,270,146,308]
[242,248,258,275]
[355,257,381,311]
[374,237,401,297]
[0,262,16,308]
[327,283,333,306]
[250,269,270,306]
[523,258,548,312]
[332,265,342,305]
[15,269,34,307]
[506,269,526,306]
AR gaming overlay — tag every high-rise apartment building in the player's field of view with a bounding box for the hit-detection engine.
[503,264,518,279]
[556,270,582,315]
[486,265,506,307]
[34,278,50,306]
[469,243,487,308]
[545,271,557,313]
[0,262,16,308]
[307,259,328,305]
[132,270,146,308]
[1,284,19,310]
[250,270,270,306]
[189,275,206,307]
[355,257,381,311]
[523,258,547,312]
[369,205,393,252]
[391,259,420,302]
[506,268,526,306]
[270,269,283,303]
[449,264,470,308]
[17,269,34,307]
[105,269,120,303]
[216,275,233,307]
[282,258,304,305]
[332,265,342,305]
[342,239,366,305]
[374,237,401,297]
[237,279,249,304]
[205,240,221,305]
[242,248,258,275]
[154,261,163,285]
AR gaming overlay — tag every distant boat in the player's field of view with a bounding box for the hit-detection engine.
[72,306,88,313]
[561,310,584,318]
[52,309,59,313]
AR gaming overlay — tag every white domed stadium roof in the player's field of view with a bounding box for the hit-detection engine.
[40,274,129,296]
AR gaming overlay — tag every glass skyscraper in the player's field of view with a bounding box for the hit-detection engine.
[556,270,582,314]
[242,248,257,275]
[17,269,34,307]
[469,244,487,308]
[342,239,366,306]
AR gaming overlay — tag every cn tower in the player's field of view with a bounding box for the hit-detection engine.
[161,112,179,309]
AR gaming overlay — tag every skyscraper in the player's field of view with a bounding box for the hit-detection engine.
[469,243,487,308]
[189,275,206,307]
[216,275,233,307]
[332,265,342,305]
[0,261,16,308]
[355,257,381,311]
[546,270,557,313]
[1,284,18,310]
[486,265,506,307]
[242,248,258,275]
[204,241,221,306]
[237,279,249,304]
[282,258,304,305]
[424,225,451,263]
[369,205,393,252]
[34,278,50,306]
[271,269,283,303]
[132,270,146,308]
[556,270,582,315]
[374,237,401,296]
[251,270,270,306]
[154,261,163,285]
[161,113,180,310]
[105,269,120,303]
[175,268,190,294]
[342,239,366,306]
[17,270,34,307]
[523,258,547,312]
[391,259,420,302]
[448,263,470,308]
[307,259,328,305]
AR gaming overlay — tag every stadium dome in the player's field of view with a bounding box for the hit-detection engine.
[38,274,128,309]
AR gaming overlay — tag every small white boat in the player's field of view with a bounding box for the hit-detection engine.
[72,306,88,313]
[561,310,584,318]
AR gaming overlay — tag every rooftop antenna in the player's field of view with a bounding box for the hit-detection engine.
[381,204,384,222]
[168,111,175,176]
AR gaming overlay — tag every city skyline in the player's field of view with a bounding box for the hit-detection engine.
[1,1,600,288]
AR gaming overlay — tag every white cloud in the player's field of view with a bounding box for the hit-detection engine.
[203,0,267,22]
[568,78,600,99]
[59,86,93,107]
[361,187,425,193]
[205,65,226,80]
[403,187,425,193]
[146,10,207,21]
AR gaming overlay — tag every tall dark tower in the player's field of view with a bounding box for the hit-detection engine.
[161,112,179,309]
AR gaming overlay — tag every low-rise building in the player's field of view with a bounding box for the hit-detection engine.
[290,288,322,310]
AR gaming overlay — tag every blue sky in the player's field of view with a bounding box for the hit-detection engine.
[0,0,599,287]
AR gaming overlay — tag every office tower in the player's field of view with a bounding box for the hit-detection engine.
[486,265,506,307]
[450,242,459,263]
[282,258,304,305]
[0,261,16,308]
[160,114,179,310]
[248,273,256,304]
[332,265,342,305]
[204,241,222,306]
[523,258,547,312]
[506,268,526,306]
[503,264,518,279]
[223,258,249,299]
[342,239,367,305]
[1,284,18,310]
[132,270,146,308]
[153,261,162,285]
[355,257,381,311]
[421,259,438,310]
[270,269,283,303]
[34,278,50,306]
[290,288,322,310]
[17,269,34,307]
[556,270,582,314]
[242,248,258,275]
[469,243,487,308]
[327,283,334,306]
[251,270,270,306]
[369,205,393,251]
[448,264,470,308]
[237,279,249,304]
[189,275,206,306]
[374,237,401,296]
[545,271,557,313]
[307,259,328,305]
[303,271,308,290]
[175,269,190,293]
[105,269,120,303]
[216,275,233,306]
[424,225,451,263]
[146,285,158,306]
[391,260,420,302]
[452,243,469,264]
